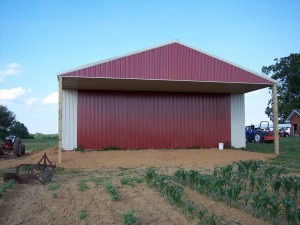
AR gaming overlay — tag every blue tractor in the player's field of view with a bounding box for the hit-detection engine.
[245,121,277,143]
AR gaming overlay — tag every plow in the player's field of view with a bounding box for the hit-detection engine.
[3,153,56,184]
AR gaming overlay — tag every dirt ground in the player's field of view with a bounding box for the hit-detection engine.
[0,148,278,225]
[0,147,275,171]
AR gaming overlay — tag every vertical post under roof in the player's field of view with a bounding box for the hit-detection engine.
[273,84,279,155]
[58,76,62,163]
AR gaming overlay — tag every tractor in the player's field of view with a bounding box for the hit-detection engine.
[0,135,25,158]
[245,121,279,143]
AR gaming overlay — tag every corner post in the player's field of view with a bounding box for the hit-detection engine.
[58,76,62,163]
[273,84,279,155]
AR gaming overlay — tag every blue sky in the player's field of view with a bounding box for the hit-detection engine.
[0,0,299,134]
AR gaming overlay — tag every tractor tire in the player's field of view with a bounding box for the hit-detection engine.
[21,144,25,155]
[254,131,263,143]
[13,137,22,157]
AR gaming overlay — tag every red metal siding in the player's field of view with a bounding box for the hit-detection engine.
[77,91,231,149]
[62,43,273,85]
[290,115,300,136]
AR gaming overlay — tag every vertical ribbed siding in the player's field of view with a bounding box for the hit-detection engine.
[62,90,78,150]
[61,43,273,85]
[77,91,231,150]
[230,94,245,148]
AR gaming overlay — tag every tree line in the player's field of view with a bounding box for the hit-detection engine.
[262,53,300,122]
[0,105,58,139]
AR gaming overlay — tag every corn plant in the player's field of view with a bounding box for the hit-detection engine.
[91,177,102,187]
[174,168,187,184]
[48,183,60,191]
[78,180,89,192]
[268,195,283,225]
[282,198,299,225]
[105,182,119,201]
[123,210,138,225]
[271,177,282,197]
[120,177,143,187]
[0,179,16,198]
[79,209,87,220]
[183,200,197,219]
[229,183,243,207]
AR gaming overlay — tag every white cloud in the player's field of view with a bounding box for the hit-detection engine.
[0,87,28,102]
[25,97,39,106]
[0,63,22,82]
[42,92,58,104]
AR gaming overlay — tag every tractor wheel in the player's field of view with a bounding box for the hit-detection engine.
[21,144,25,155]
[254,131,263,143]
[13,137,22,157]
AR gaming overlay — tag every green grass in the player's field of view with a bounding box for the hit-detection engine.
[22,139,58,153]
[244,137,300,169]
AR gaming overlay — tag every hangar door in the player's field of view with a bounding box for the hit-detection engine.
[77,90,231,149]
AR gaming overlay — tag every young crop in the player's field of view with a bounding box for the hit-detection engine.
[268,195,283,225]
[0,179,16,198]
[48,183,60,191]
[174,168,186,184]
[120,177,143,187]
[123,210,138,225]
[282,198,299,225]
[146,168,197,219]
[172,163,300,225]
[78,180,89,192]
[105,182,120,201]
[251,187,269,219]
[184,200,197,219]
[79,209,87,220]
[90,177,102,187]
[51,192,57,198]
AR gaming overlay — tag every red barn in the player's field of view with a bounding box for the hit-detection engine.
[58,41,275,150]
[286,109,300,137]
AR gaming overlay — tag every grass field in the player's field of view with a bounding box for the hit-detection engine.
[22,139,58,153]
[245,137,300,170]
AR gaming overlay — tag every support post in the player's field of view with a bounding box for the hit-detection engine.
[58,76,62,163]
[273,84,279,155]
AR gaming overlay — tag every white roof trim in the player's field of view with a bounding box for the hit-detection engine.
[286,109,300,122]
[57,40,277,84]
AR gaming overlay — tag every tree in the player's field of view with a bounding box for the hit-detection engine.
[0,105,16,138]
[262,53,300,122]
[9,121,30,139]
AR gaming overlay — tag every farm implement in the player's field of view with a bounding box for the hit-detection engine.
[3,153,56,184]
[245,121,280,143]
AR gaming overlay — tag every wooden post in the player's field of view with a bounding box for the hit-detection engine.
[58,76,62,163]
[273,84,279,155]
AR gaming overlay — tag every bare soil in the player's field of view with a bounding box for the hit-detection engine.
[0,148,278,225]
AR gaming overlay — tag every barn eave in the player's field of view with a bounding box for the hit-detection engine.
[60,76,272,94]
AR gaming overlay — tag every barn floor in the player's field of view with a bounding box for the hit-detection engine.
[0,148,278,225]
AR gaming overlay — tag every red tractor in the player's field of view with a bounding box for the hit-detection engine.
[0,135,25,158]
